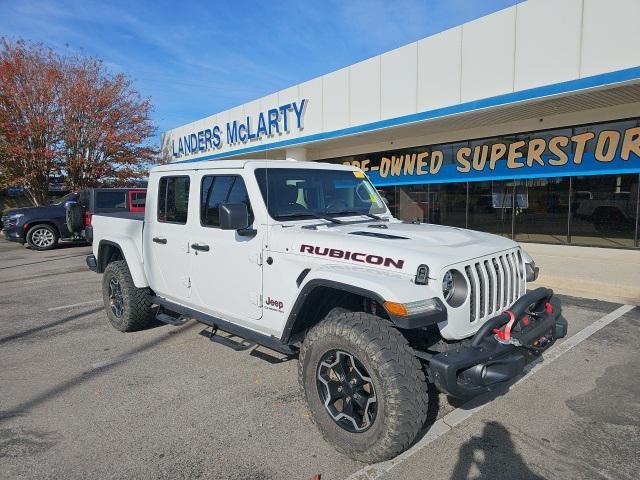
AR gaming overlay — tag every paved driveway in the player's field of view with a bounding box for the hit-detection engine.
[0,240,637,479]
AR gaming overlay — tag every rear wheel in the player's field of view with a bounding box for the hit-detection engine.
[102,260,153,331]
[26,224,59,251]
[299,312,429,463]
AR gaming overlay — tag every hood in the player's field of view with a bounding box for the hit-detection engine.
[273,219,519,275]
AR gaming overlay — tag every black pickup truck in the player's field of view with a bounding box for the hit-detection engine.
[1,188,146,250]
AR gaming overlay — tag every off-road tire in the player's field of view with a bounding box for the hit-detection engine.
[102,260,153,332]
[26,224,59,251]
[299,312,429,463]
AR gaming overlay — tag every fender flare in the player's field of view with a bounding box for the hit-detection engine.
[280,278,447,343]
[280,279,386,343]
[97,239,149,287]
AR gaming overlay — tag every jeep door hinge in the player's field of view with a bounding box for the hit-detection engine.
[250,293,263,307]
[249,252,263,265]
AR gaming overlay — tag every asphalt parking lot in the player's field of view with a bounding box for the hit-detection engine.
[1,240,638,480]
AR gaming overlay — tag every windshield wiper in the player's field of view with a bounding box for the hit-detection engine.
[278,211,344,224]
[335,210,385,221]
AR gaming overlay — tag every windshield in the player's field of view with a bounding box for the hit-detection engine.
[51,192,78,205]
[255,168,387,221]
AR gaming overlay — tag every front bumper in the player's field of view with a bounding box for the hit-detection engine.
[1,226,24,243]
[429,288,567,398]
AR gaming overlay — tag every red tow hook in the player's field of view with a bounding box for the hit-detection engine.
[492,310,516,342]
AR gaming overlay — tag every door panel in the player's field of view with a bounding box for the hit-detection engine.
[189,171,263,326]
[144,174,192,302]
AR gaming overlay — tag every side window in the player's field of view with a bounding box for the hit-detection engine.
[200,175,254,227]
[96,191,127,210]
[131,192,147,208]
[158,176,190,224]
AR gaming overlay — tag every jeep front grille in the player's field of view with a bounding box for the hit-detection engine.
[463,250,525,323]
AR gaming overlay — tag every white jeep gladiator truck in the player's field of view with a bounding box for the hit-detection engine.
[86,160,567,462]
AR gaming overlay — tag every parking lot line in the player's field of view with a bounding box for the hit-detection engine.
[47,299,102,312]
[345,304,636,480]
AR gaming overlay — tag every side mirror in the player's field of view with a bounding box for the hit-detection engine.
[219,203,249,231]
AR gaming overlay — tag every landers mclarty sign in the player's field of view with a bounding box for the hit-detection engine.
[171,99,307,159]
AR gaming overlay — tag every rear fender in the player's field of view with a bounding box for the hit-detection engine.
[97,238,149,287]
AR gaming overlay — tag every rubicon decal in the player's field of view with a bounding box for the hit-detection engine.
[300,244,405,269]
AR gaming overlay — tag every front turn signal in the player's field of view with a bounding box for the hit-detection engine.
[384,301,409,317]
[384,298,442,317]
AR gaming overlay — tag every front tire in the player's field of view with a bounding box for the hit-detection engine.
[26,224,59,251]
[299,312,429,463]
[102,260,153,332]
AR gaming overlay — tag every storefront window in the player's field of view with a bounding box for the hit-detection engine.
[429,183,467,228]
[570,174,639,248]
[514,177,570,244]
[467,180,514,237]
[397,184,429,222]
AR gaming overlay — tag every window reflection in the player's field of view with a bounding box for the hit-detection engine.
[514,177,570,244]
[570,174,638,248]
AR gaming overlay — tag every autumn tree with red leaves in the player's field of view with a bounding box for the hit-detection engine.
[0,39,64,205]
[60,57,156,190]
[0,39,156,205]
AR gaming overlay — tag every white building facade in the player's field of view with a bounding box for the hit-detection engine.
[162,0,640,248]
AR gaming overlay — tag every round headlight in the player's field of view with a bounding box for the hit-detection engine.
[442,270,455,301]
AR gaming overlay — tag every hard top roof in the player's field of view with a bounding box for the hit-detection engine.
[151,159,357,173]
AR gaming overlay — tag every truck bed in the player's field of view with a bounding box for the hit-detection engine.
[91,213,145,266]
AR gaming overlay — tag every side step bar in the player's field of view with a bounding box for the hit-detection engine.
[155,311,188,326]
[150,296,297,356]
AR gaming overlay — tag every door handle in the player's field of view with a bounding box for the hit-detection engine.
[191,243,209,252]
[153,237,167,244]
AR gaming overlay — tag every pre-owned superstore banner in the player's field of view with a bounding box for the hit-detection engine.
[337,120,640,185]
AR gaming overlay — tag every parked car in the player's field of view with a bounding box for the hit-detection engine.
[1,188,146,250]
[86,160,566,462]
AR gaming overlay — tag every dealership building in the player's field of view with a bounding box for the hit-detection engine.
[163,0,640,249]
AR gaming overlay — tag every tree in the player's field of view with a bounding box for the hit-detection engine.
[60,56,156,190]
[0,38,157,204]
[0,39,64,205]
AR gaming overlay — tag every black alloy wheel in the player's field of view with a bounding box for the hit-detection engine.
[109,277,124,318]
[316,349,377,432]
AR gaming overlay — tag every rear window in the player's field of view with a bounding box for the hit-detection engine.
[158,176,190,224]
[96,191,127,210]
[131,192,146,208]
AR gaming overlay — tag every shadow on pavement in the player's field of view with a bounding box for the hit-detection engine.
[0,307,104,346]
[0,321,199,422]
[0,252,88,270]
[450,421,543,480]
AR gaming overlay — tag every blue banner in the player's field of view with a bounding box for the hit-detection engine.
[337,121,640,185]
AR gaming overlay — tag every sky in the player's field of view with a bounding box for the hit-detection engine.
[1,0,521,142]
